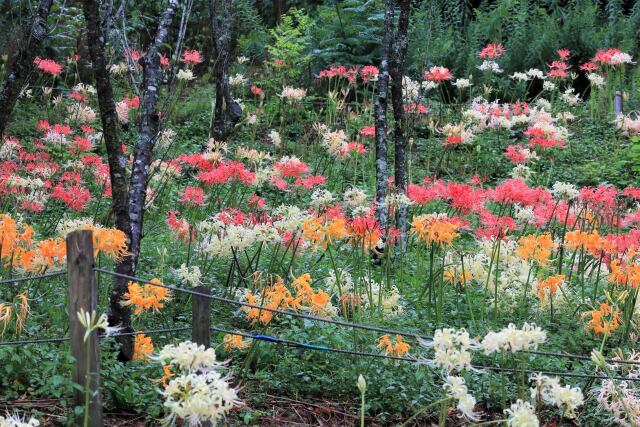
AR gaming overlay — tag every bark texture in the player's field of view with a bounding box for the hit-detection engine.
[0,0,54,135]
[81,0,134,359]
[128,0,179,269]
[82,0,179,360]
[390,0,411,253]
[374,0,394,231]
[209,0,242,140]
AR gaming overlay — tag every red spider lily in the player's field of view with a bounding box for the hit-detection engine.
[294,175,326,190]
[198,161,255,186]
[604,231,640,255]
[407,183,439,205]
[123,96,140,109]
[59,172,83,186]
[36,120,50,132]
[70,136,93,154]
[166,211,194,242]
[324,204,346,220]
[547,60,570,79]
[21,200,45,213]
[361,65,379,83]
[549,61,570,71]
[34,57,63,76]
[26,161,60,178]
[532,200,577,228]
[125,49,143,63]
[504,145,529,164]
[81,154,103,166]
[282,230,304,247]
[345,66,360,84]
[217,209,245,226]
[349,215,380,234]
[470,176,486,187]
[524,127,564,149]
[622,187,640,200]
[81,125,95,135]
[160,55,170,68]
[51,183,91,211]
[54,124,73,135]
[548,68,568,79]
[579,185,618,219]
[176,153,214,171]
[359,126,375,138]
[443,182,487,214]
[318,65,349,80]
[385,227,400,245]
[248,194,267,209]
[479,43,505,59]
[579,61,599,72]
[275,158,309,177]
[178,186,206,207]
[69,91,88,102]
[476,210,519,240]
[95,165,112,197]
[340,142,366,157]
[512,101,529,116]
[37,123,72,137]
[404,103,429,115]
[270,175,289,192]
[444,135,464,146]
[621,210,640,228]
[594,48,622,65]
[556,49,571,60]
[182,50,203,64]
[250,86,264,97]
[349,215,382,248]
[491,178,551,207]
[423,66,453,82]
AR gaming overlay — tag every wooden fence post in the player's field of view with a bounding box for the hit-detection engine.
[614,91,623,117]
[67,230,103,426]
[192,285,211,348]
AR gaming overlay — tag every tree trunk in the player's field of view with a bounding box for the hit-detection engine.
[81,0,134,359]
[390,0,411,253]
[0,0,54,135]
[127,0,179,273]
[209,0,242,141]
[374,0,394,231]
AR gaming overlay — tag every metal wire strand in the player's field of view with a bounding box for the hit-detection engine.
[95,268,640,367]
[209,324,640,382]
[0,327,191,347]
[0,270,67,286]
[109,327,192,338]
[0,337,68,346]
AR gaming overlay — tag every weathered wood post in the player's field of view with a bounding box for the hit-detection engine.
[192,285,211,348]
[614,91,623,117]
[67,229,103,426]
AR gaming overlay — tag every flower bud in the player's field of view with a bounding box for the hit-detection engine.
[591,349,606,369]
[357,374,366,394]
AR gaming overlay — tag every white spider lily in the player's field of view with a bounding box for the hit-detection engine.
[77,309,120,342]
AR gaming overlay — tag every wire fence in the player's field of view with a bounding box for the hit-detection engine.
[207,324,640,383]
[0,270,66,286]
[0,327,192,347]
[2,266,640,385]
[94,267,640,369]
